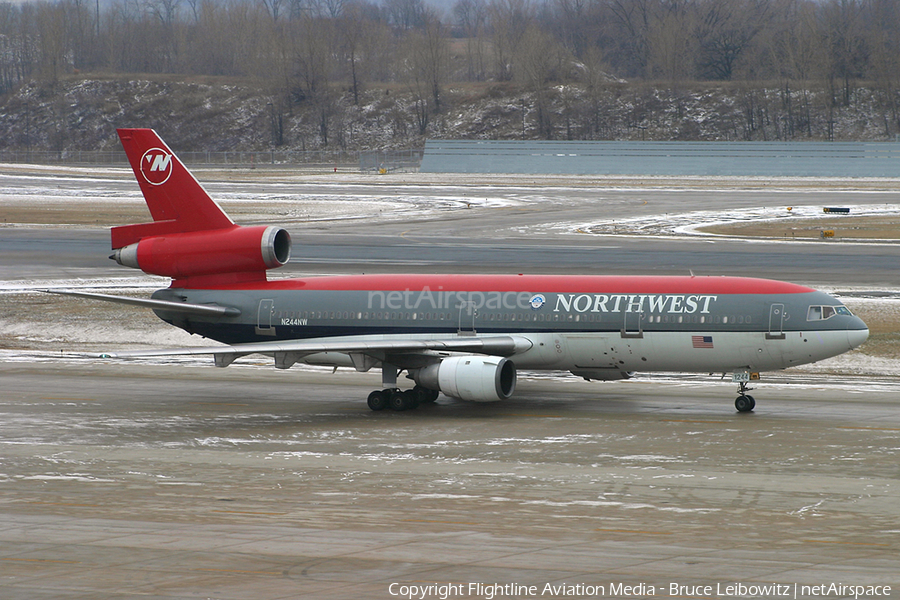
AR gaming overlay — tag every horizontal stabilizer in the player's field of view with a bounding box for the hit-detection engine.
[42,290,241,317]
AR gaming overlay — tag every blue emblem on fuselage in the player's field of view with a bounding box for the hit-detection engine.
[529,294,546,310]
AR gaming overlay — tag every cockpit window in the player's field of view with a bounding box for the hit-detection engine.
[807,305,853,321]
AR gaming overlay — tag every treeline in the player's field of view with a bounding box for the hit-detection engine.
[1,0,900,143]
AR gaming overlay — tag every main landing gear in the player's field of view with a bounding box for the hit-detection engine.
[367,386,440,411]
[734,381,756,413]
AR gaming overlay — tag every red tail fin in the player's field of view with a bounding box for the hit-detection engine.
[112,128,234,249]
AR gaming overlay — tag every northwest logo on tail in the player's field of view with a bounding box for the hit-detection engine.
[140,148,173,185]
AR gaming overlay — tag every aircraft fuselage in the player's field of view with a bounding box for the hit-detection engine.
[150,273,867,377]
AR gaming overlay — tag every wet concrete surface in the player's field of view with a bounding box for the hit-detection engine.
[2,170,899,598]
[1,362,897,599]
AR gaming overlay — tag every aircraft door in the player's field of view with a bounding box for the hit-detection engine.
[457,301,477,336]
[622,311,643,338]
[256,299,276,336]
[767,303,786,340]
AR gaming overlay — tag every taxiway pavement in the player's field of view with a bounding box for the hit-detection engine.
[2,171,899,599]
[2,362,898,599]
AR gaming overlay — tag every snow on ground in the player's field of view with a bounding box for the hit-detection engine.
[530,202,900,241]
[0,176,525,227]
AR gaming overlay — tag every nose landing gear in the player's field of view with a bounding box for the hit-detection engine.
[735,381,756,413]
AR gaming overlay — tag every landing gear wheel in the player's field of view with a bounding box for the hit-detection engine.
[734,380,756,413]
[388,389,416,411]
[414,386,439,404]
[735,395,755,413]
[367,390,387,411]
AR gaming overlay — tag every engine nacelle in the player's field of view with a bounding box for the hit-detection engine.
[413,356,516,403]
[113,225,291,280]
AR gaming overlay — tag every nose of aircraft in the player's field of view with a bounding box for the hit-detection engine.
[847,317,869,350]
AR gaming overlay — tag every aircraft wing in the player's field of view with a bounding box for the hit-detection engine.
[97,335,534,368]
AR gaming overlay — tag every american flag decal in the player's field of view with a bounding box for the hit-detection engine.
[692,335,714,348]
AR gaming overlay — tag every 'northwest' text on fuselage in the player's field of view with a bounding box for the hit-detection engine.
[555,294,718,314]
[365,289,718,314]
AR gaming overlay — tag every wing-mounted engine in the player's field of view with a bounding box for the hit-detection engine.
[112,225,291,283]
[412,356,516,402]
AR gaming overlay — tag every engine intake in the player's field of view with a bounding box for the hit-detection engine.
[113,225,291,280]
[413,356,516,402]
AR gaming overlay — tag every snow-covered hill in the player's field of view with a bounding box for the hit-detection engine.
[1,76,898,154]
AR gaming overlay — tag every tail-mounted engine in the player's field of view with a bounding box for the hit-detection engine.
[112,225,291,282]
[413,356,516,403]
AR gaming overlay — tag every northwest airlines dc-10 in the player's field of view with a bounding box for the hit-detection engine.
[53,129,869,413]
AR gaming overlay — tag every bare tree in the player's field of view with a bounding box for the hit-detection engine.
[453,0,488,80]
[385,0,425,29]
[605,0,657,78]
[763,0,822,138]
[260,0,288,22]
[694,0,773,81]
[861,0,900,134]
[35,1,70,82]
[517,23,565,137]
[576,46,617,139]
[549,0,590,59]
[401,8,447,130]
[487,0,533,81]
[645,0,697,82]
[336,1,390,104]
[819,0,868,108]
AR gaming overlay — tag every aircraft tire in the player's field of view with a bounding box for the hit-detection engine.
[735,395,755,413]
[388,390,414,411]
[367,390,387,411]
[414,386,439,404]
